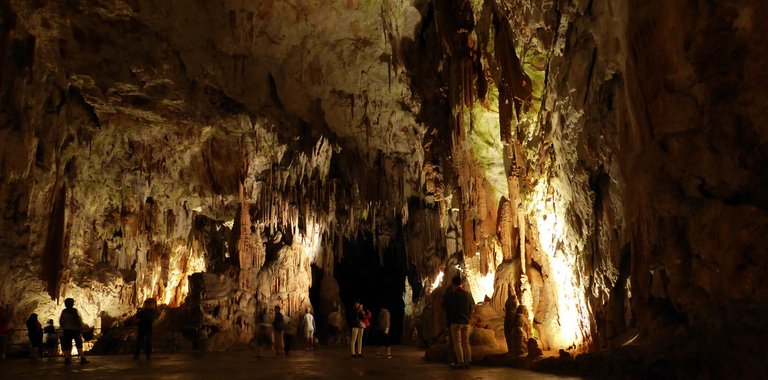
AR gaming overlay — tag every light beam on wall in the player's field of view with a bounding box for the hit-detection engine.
[430,271,444,292]
[295,220,323,264]
[532,180,591,350]
[161,244,207,307]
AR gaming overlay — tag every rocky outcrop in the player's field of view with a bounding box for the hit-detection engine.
[0,0,766,376]
[531,0,768,376]
[0,0,428,349]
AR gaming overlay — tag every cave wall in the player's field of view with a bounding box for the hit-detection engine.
[402,0,767,372]
[0,0,430,348]
[0,0,765,373]
[532,0,768,374]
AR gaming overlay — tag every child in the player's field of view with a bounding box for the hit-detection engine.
[43,320,58,358]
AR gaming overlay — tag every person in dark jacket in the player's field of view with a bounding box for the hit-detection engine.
[26,313,43,360]
[59,298,88,365]
[43,319,58,358]
[254,308,273,358]
[349,302,365,358]
[272,306,285,355]
[443,275,475,369]
[376,307,391,358]
[133,298,156,360]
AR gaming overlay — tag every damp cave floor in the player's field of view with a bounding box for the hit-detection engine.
[0,345,581,379]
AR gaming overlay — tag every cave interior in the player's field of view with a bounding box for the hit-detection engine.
[0,0,766,377]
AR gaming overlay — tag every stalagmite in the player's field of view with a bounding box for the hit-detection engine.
[0,1,763,377]
[497,197,514,261]
[237,181,256,290]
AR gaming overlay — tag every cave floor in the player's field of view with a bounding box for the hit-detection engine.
[0,346,580,379]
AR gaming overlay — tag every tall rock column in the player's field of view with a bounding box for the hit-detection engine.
[491,2,535,323]
[434,0,478,273]
[237,181,262,291]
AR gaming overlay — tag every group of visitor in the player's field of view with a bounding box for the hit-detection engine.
[23,313,59,359]
[349,302,391,359]
[252,305,308,356]
[18,298,91,364]
[3,276,474,370]
[6,296,157,365]
[251,301,392,360]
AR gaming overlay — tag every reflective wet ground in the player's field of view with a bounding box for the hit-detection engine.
[0,346,582,379]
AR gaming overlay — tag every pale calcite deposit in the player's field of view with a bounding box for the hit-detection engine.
[0,0,766,377]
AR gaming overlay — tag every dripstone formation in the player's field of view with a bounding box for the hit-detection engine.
[1,1,765,377]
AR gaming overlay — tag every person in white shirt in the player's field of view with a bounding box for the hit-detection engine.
[303,308,316,350]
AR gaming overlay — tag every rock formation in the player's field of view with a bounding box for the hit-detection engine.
[0,0,766,376]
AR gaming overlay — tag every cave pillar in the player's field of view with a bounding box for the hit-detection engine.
[237,182,262,292]
[496,197,515,262]
[492,2,536,337]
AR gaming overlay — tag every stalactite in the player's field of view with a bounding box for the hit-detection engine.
[518,203,526,273]
[477,179,490,275]
[42,183,68,299]
[497,197,513,261]
[372,205,377,237]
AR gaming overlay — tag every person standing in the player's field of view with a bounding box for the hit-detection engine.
[43,319,58,358]
[303,308,315,350]
[272,306,285,355]
[0,306,9,359]
[59,298,88,365]
[362,308,372,346]
[133,298,156,360]
[26,313,43,360]
[376,307,391,358]
[443,276,474,369]
[284,315,295,356]
[254,308,273,358]
[350,302,365,358]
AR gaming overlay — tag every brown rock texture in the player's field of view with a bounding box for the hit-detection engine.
[0,0,766,376]
[530,0,768,376]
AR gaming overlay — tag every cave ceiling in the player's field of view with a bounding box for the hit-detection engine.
[2,0,767,375]
[4,0,428,205]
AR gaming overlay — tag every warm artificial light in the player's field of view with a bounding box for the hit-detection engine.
[533,181,590,350]
[431,271,444,291]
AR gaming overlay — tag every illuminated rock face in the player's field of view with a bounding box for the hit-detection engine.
[0,0,766,375]
[0,0,423,349]
[523,0,768,375]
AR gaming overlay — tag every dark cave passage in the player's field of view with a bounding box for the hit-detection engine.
[333,231,408,344]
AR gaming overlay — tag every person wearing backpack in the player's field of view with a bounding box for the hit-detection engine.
[59,298,88,365]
